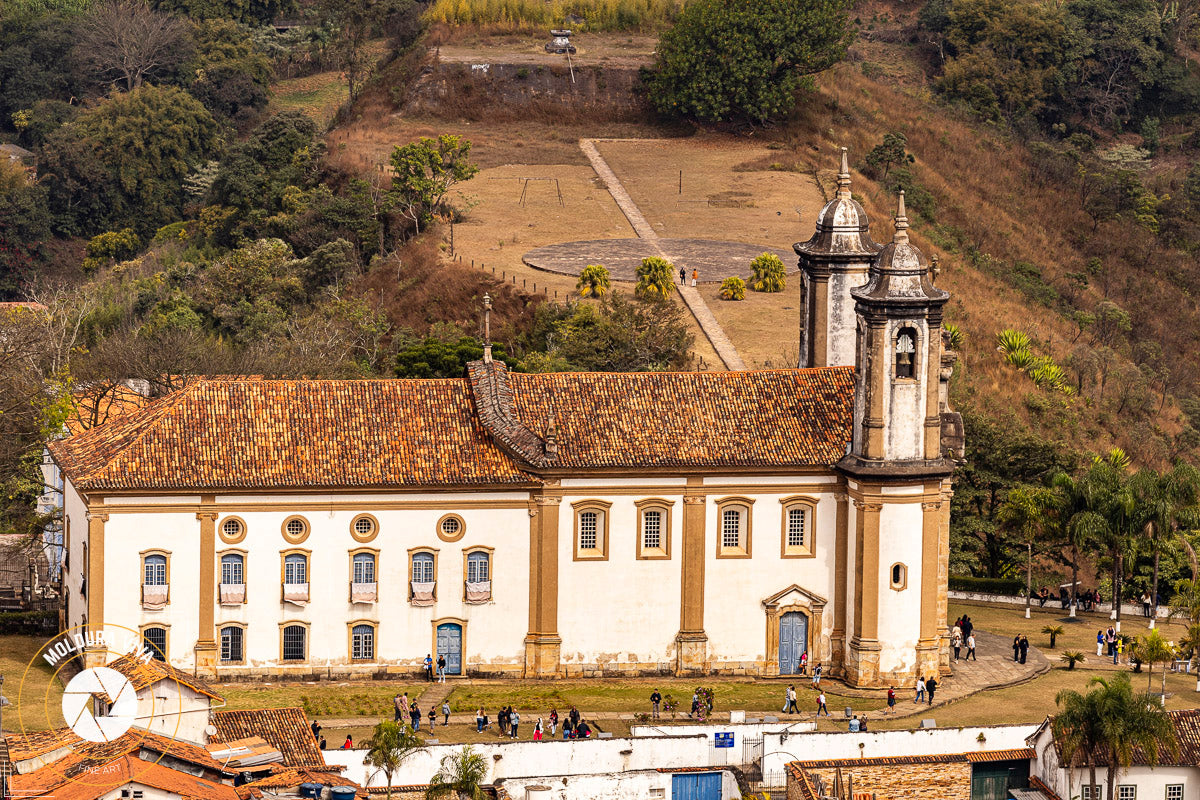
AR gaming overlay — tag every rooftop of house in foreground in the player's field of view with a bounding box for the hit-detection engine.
[47,363,856,492]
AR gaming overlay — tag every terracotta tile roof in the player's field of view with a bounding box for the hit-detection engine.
[237,768,363,799]
[108,652,224,701]
[792,748,1033,769]
[14,754,238,800]
[504,366,855,469]
[210,708,325,768]
[1044,708,1200,767]
[5,728,72,761]
[6,726,229,784]
[49,379,536,491]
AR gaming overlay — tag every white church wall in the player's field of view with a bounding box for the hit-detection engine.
[63,479,88,632]
[827,271,864,368]
[702,487,840,667]
[875,499,924,677]
[138,681,211,744]
[557,490,683,670]
[498,770,741,800]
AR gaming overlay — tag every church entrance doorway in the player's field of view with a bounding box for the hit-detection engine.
[437,622,463,675]
[778,612,808,674]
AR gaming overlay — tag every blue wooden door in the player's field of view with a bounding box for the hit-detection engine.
[672,772,722,800]
[437,623,462,675]
[779,612,808,674]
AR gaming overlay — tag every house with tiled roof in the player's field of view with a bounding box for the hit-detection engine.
[47,154,962,686]
[1027,710,1200,800]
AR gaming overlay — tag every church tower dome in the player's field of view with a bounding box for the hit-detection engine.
[795,147,882,369]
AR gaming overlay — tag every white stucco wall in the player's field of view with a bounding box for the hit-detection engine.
[500,770,741,800]
[761,724,1039,777]
[137,681,212,744]
[875,497,924,676]
[827,269,869,368]
[64,480,88,632]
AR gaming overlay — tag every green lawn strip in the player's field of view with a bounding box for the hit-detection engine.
[219,682,433,718]
[1,635,66,732]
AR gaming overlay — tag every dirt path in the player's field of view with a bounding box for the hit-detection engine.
[580,138,748,371]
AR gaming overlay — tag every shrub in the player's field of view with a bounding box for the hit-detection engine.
[749,252,786,293]
[577,264,611,298]
[1029,356,1071,393]
[943,323,965,350]
[948,575,1025,595]
[719,276,746,300]
[0,610,57,635]
[83,228,141,274]
[996,328,1032,366]
[635,256,675,301]
[1060,651,1086,670]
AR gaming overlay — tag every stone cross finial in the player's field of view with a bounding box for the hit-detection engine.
[482,293,493,363]
[544,409,558,459]
[893,190,909,243]
[835,147,852,200]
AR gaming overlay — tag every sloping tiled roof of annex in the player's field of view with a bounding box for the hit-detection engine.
[506,367,855,469]
[108,652,224,701]
[49,379,537,491]
[210,708,325,768]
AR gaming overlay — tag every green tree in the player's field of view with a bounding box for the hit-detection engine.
[531,293,693,372]
[719,276,746,300]
[386,134,478,235]
[864,132,914,181]
[1054,673,1178,800]
[1132,463,1200,626]
[185,19,274,121]
[41,84,221,235]
[200,238,305,342]
[0,160,51,299]
[576,264,611,298]
[365,719,425,800]
[644,0,853,124]
[1131,628,1176,695]
[82,228,141,273]
[151,0,294,24]
[394,336,514,378]
[426,745,488,800]
[749,252,786,293]
[997,485,1057,618]
[1042,624,1064,648]
[634,256,675,301]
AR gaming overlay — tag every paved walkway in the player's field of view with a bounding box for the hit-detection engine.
[578,138,747,371]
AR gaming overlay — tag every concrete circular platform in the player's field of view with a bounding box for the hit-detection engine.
[522,238,799,283]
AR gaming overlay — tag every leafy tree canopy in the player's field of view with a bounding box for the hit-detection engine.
[645,0,853,124]
[394,336,513,378]
[151,0,294,25]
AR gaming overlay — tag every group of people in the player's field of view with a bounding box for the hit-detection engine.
[311,720,353,751]
[1098,627,1125,664]
[422,653,448,683]
[950,616,976,663]
[1011,635,1030,664]
[393,692,452,732]
[914,676,938,704]
[474,705,592,740]
[1038,585,1102,612]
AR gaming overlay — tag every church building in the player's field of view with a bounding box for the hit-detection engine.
[47,151,961,687]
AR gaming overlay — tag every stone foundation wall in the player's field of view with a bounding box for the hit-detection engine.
[805,762,971,800]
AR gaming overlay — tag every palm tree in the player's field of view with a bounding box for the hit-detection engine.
[1054,673,1179,800]
[1042,624,1065,648]
[634,256,675,301]
[1132,462,1200,628]
[365,720,425,800]
[576,264,611,298]
[1052,469,1110,617]
[426,745,488,800]
[1131,628,1176,696]
[1060,651,1086,669]
[1083,455,1136,631]
[1178,622,1200,692]
[998,485,1056,619]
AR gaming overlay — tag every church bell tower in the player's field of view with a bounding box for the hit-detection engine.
[794,147,882,368]
[838,191,954,687]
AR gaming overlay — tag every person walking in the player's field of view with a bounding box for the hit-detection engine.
[498,707,509,737]
[816,691,829,717]
[785,684,799,714]
[311,720,321,740]
[428,706,436,731]
[650,689,662,720]
[549,708,558,736]
[966,633,976,661]
[437,654,447,683]
[952,629,962,663]
[885,687,896,714]
[410,702,421,732]
[394,694,404,723]
[799,651,808,676]
[915,677,925,704]
[1097,630,1105,657]
[812,663,822,688]
[510,709,520,739]
[690,692,699,718]
[534,718,543,741]
[1115,637,1123,665]
[443,701,451,726]
[679,267,686,285]
[1142,591,1152,618]
[962,616,973,641]
[925,677,937,706]
[424,654,434,682]
[1019,635,1029,665]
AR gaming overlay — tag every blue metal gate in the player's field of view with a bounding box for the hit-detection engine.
[436,623,462,675]
[779,612,808,674]
[672,772,722,800]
